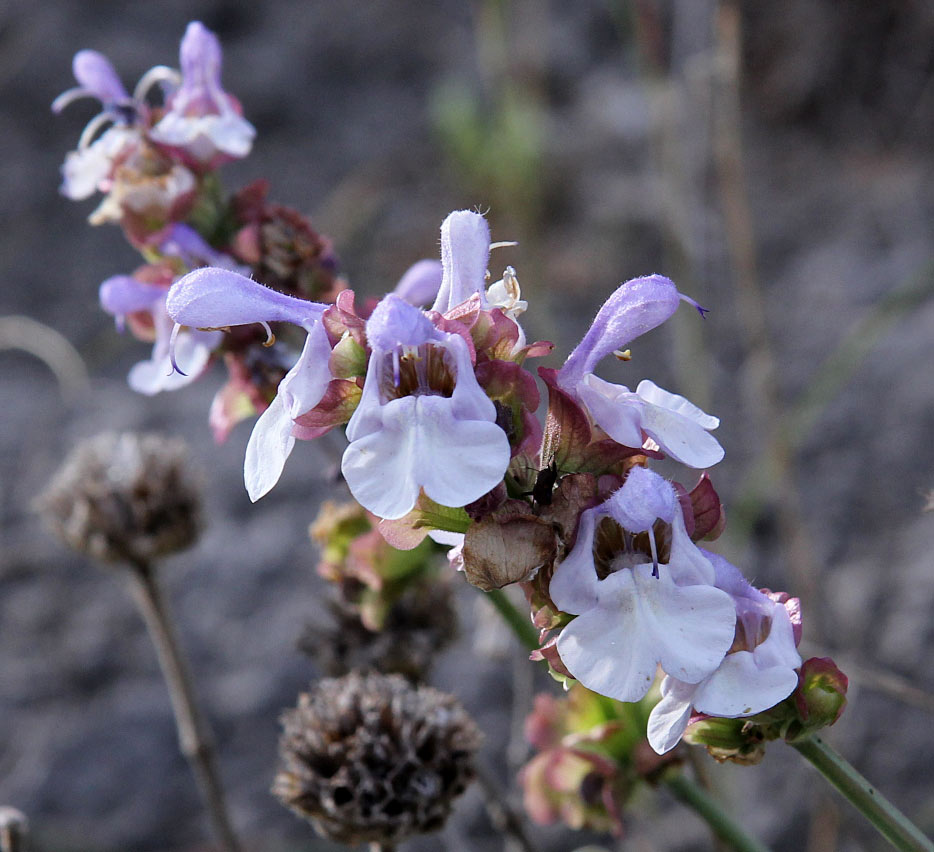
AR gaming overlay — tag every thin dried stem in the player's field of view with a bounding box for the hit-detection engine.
[474,764,540,852]
[127,563,242,852]
[0,808,28,852]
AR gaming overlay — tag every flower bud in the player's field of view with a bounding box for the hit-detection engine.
[36,432,202,567]
[683,716,768,765]
[791,657,849,736]
[273,672,482,846]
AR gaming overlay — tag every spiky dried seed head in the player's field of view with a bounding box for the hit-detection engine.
[273,672,482,846]
[35,432,202,567]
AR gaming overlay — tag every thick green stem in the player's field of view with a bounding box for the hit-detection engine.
[484,588,539,651]
[790,736,933,852]
[663,772,770,852]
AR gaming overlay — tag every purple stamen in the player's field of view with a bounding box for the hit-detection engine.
[680,293,710,318]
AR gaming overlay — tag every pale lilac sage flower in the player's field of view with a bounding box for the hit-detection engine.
[556,275,724,468]
[548,466,736,703]
[646,553,802,754]
[149,21,256,165]
[341,294,511,520]
[166,268,331,499]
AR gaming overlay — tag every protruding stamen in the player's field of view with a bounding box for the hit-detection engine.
[490,240,519,250]
[401,344,422,361]
[168,323,187,376]
[613,348,632,361]
[392,349,401,387]
[259,321,275,347]
[680,293,710,318]
[133,65,182,103]
[648,526,660,578]
[77,111,115,150]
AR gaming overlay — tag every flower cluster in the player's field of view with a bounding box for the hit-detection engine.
[55,22,345,439]
[163,202,846,757]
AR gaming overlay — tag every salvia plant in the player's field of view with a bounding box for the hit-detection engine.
[40,19,933,852]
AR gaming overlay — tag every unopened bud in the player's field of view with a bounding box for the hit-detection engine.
[792,657,848,735]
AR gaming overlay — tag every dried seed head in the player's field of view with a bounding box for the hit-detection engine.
[35,432,202,567]
[273,672,482,846]
[298,581,458,682]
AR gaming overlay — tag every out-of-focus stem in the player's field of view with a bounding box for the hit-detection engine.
[127,563,242,852]
[484,588,539,651]
[663,772,771,852]
[790,736,934,852]
[0,808,28,852]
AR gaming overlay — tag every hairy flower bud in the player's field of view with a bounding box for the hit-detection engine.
[273,672,482,846]
[36,432,201,567]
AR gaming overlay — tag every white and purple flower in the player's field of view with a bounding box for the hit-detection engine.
[341,294,511,519]
[556,276,724,469]
[646,554,802,754]
[149,21,255,166]
[166,268,331,499]
[549,466,736,703]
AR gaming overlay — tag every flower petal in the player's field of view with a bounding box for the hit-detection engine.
[167,267,326,329]
[556,564,735,702]
[393,259,443,306]
[99,275,166,317]
[693,650,800,718]
[639,400,725,469]
[433,210,491,313]
[279,320,333,417]
[72,50,127,105]
[647,677,698,754]
[243,393,296,502]
[637,379,719,429]
[341,394,510,519]
[548,506,600,615]
[574,374,644,448]
[558,275,680,385]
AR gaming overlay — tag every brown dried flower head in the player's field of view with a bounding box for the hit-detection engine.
[273,672,482,846]
[35,432,202,567]
[299,580,458,682]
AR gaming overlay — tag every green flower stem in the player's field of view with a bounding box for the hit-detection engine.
[484,588,540,651]
[483,587,770,852]
[790,735,933,852]
[663,771,770,852]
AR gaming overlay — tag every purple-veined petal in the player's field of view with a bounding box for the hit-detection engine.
[647,677,698,754]
[432,210,491,313]
[341,394,510,520]
[167,267,326,329]
[99,275,166,317]
[558,275,680,387]
[244,394,295,502]
[637,379,719,429]
[556,563,735,702]
[394,259,443,306]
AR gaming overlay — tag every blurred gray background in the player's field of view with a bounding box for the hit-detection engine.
[1,0,933,850]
